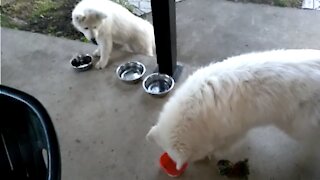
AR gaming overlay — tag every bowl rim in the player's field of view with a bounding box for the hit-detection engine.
[159,152,188,177]
[142,73,175,95]
[116,61,146,82]
[70,54,93,69]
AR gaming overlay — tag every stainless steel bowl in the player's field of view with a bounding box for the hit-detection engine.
[116,61,146,84]
[142,73,175,97]
[70,54,93,71]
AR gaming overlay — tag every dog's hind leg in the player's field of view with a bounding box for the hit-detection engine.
[144,39,155,57]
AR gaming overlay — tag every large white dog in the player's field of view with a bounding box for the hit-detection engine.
[72,0,155,69]
[146,49,320,170]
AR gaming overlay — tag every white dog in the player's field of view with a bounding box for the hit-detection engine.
[146,49,320,170]
[72,0,155,69]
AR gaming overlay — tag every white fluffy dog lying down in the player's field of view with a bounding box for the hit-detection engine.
[72,0,155,69]
[146,49,320,170]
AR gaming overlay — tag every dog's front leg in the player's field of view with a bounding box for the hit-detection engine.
[93,48,100,57]
[95,37,113,69]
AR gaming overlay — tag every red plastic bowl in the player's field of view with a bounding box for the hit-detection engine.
[159,152,188,177]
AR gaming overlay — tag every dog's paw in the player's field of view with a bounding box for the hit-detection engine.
[95,60,108,69]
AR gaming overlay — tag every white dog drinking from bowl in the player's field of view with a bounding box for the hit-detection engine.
[146,49,320,170]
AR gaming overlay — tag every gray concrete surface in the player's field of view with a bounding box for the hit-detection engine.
[2,0,320,179]
[172,0,320,66]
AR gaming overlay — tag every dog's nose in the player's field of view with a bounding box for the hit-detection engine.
[91,38,98,45]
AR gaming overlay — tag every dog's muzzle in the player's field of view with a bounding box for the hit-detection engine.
[91,38,98,45]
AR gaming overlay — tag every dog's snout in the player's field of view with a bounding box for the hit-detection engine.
[91,38,98,45]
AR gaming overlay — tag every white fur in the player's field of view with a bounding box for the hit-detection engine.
[72,0,155,69]
[146,49,320,170]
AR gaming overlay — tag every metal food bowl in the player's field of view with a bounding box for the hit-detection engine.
[142,73,175,97]
[70,54,93,71]
[116,61,146,84]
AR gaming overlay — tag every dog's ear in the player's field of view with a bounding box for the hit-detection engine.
[85,9,107,20]
[95,11,107,20]
[146,125,158,142]
[75,14,86,22]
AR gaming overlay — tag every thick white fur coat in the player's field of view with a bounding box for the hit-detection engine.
[72,0,155,69]
[146,49,320,170]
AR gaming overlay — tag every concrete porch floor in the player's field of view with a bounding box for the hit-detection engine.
[1,0,320,179]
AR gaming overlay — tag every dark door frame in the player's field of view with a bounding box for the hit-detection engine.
[151,0,183,81]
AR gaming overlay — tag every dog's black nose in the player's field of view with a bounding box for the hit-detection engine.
[91,38,98,45]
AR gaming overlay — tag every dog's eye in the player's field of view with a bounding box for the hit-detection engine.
[84,27,89,30]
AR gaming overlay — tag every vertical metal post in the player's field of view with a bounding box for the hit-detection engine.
[150,0,182,81]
